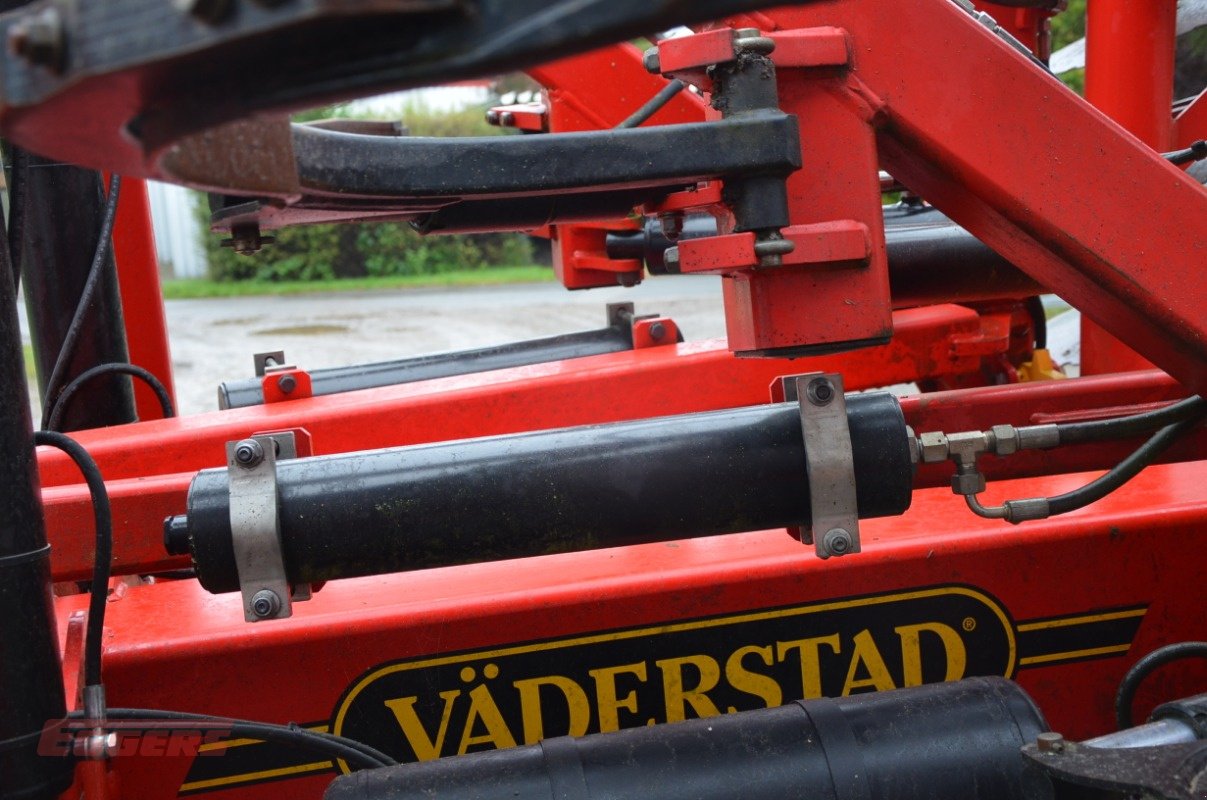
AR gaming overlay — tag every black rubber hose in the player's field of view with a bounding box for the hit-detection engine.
[46,362,175,432]
[1115,642,1207,729]
[90,709,396,770]
[616,79,686,128]
[32,430,111,689]
[1057,395,1206,445]
[1048,412,1207,516]
[39,174,122,431]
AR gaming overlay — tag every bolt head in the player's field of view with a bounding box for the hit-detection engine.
[649,322,666,341]
[250,589,281,619]
[822,528,853,556]
[175,0,234,24]
[277,374,297,394]
[806,378,835,406]
[642,47,661,75]
[1036,732,1066,753]
[233,439,265,468]
[499,111,515,127]
[8,8,64,71]
[485,109,501,125]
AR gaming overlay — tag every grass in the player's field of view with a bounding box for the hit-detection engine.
[23,344,35,380]
[161,266,555,300]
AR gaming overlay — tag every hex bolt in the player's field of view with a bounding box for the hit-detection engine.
[664,246,681,273]
[642,47,661,75]
[233,439,265,469]
[822,528,853,556]
[806,378,835,406]
[8,7,65,72]
[1036,732,1066,754]
[175,0,235,24]
[250,589,281,619]
[277,374,297,394]
[649,322,666,341]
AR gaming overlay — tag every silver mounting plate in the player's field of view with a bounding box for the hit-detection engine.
[227,432,300,621]
[794,373,861,559]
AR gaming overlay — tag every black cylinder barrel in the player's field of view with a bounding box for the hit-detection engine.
[324,677,1053,800]
[171,393,912,593]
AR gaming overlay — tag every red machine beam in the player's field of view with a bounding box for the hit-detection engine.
[1079,0,1175,375]
[754,1,1207,392]
[112,178,177,420]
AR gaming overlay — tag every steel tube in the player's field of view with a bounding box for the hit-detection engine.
[170,393,913,593]
[218,324,638,410]
[18,157,135,431]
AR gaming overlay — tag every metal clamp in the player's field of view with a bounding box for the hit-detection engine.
[226,431,308,622]
[793,373,861,559]
[253,351,286,377]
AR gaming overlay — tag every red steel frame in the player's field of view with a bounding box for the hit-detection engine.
[1078,0,1177,377]
[34,2,1207,798]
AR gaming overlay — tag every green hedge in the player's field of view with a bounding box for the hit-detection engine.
[201,100,534,282]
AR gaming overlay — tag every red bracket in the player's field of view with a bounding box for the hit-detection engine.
[677,221,871,274]
[631,317,681,349]
[261,367,313,404]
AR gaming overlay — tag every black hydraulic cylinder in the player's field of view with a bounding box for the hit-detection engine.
[218,321,641,410]
[168,393,913,594]
[0,214,73,798]
[324,677,1053,800]
[18,156,134,431]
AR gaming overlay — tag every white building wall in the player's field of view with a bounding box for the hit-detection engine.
[147,181,208,278]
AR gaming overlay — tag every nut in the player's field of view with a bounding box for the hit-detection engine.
[991,424,1018,455]
[951,469,987,496]
[822,528,853,556]
[918,431,949,463]
[664,246,681,273]
[277,375,297,394]
[1036,732,1066,754]
[806,378,835,406]
[233,439,265,468]
[642,47,661,75]
[250,589,281,619]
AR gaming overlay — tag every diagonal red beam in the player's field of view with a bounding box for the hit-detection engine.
[760,1,1207,393]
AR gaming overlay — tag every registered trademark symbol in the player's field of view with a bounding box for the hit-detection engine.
[963,617,977,631]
